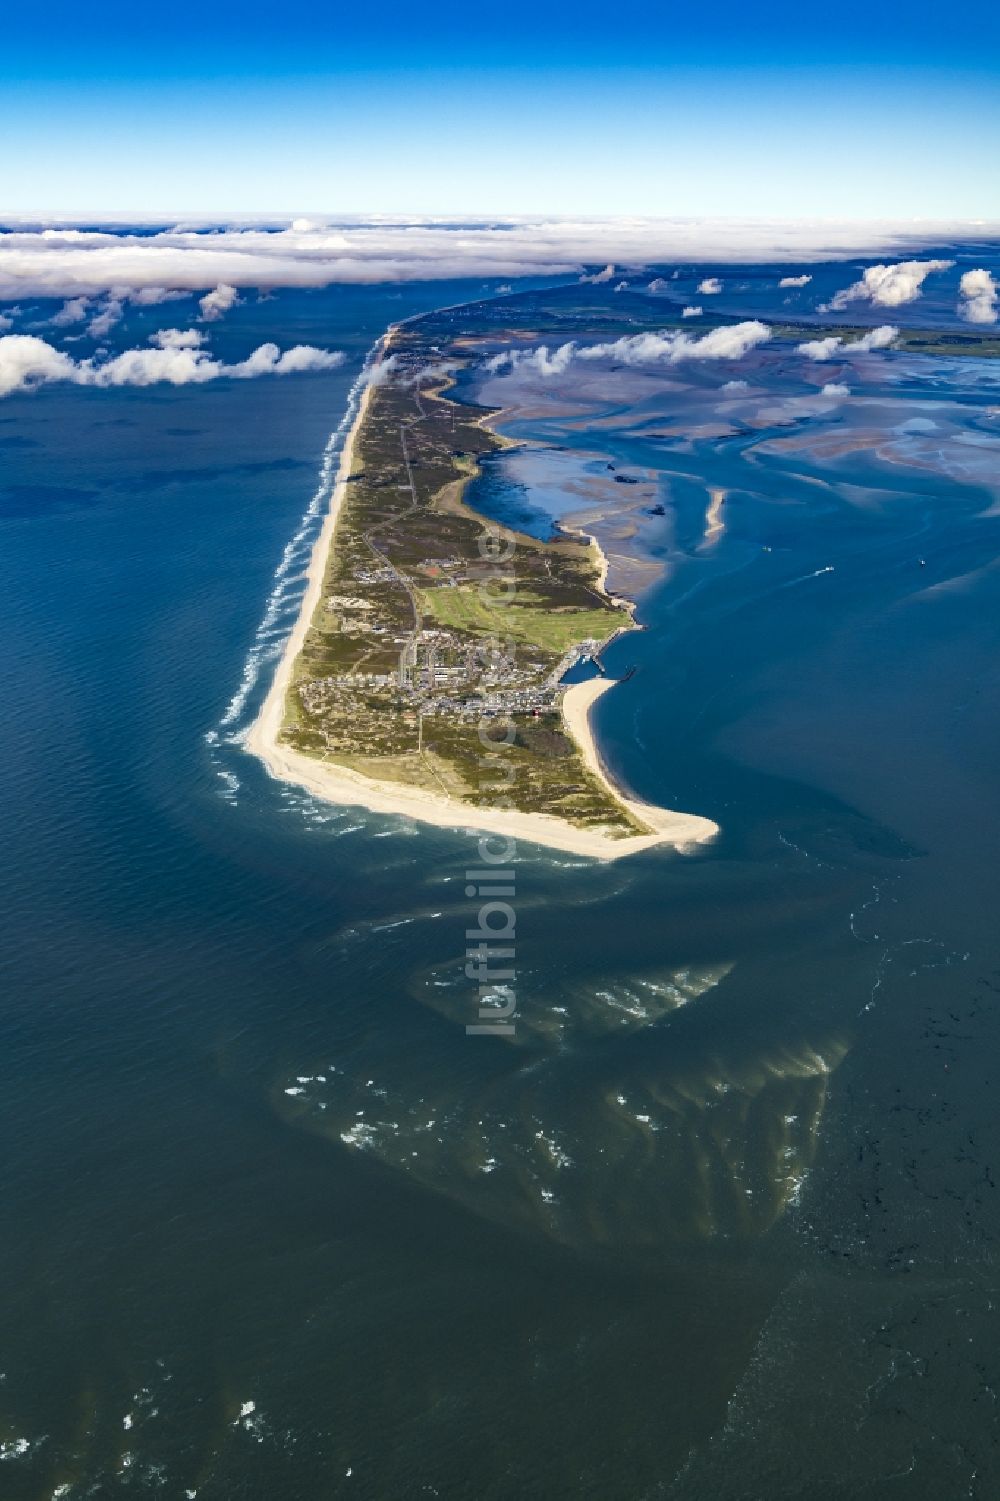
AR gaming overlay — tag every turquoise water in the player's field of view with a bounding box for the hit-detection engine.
[1,277,1000,1497]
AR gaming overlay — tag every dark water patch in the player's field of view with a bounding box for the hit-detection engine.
[134,456,313,490]
[0,482,103,516]
[464,448,557,539]
[559,655,604,684]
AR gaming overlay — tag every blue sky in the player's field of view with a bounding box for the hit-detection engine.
[4,0,999,216]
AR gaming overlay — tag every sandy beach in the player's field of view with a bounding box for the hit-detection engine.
[246,345,719,861]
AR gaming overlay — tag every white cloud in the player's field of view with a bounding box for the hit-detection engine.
[681,305,703,318]
[87,299,124,337]
[51,296,91,327]
[829,259,953,309]
[0,332,343,397]
[958,268,998,325]
[779,274,812,288]
[53,289,186,328]
[580,263,616,284]
[88,344,222,387]
[821,382,850,396]
[486,342,578,376]
[198,283,240,321]
[797,324,898,360]
[364,354,400,387]
[797,336,842,361]
[721,379,748,390]
[488,321,771,377]
[0,315,12,333]
[578,322,770,364]
[128,286,191,306]
[614,280,629,292]
[395,358,462,388]
[697,277,722,294]
[150,327,206,349]
[851,325,899,352]
[236,343,345,377]
[0,335,77,396]
[647,278,669,292]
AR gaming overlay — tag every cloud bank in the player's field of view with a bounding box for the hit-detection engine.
[0,219,990,302]
[796,325,899,360]
[958,268,998,324]
[828,259,953,309]
[0,332,344,398]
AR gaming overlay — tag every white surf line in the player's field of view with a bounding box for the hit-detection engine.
[209,339,386,748]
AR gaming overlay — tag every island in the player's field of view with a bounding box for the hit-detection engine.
[247,311,720,859]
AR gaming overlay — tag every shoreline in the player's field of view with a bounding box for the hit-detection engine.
[245,333,719,861]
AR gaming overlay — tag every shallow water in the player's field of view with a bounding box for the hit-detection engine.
[1,278,1000,1497]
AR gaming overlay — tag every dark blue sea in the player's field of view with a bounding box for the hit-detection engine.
[2,272,1000,1498]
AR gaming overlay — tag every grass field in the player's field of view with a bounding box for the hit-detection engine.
[417,585,627,653]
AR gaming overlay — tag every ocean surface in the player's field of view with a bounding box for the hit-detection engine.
[2,270,1000,1498]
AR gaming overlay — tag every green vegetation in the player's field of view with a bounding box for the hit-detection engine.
[416,584,619,654]
[769,322,1000,357]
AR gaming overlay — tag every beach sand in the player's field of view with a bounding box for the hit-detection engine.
[246,346,719,861]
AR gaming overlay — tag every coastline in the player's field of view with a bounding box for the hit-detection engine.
[244,346,383,805]
[246,335,719,861]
